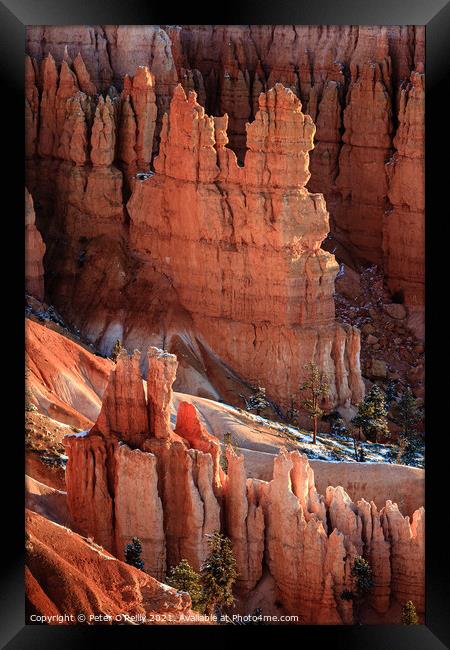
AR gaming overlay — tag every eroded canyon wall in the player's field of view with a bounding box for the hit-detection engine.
[128,83,365,409]
[25,47,364,411]
[25,187,46,301]
[166,25,425,305]
[25,25,424,333]
[64,348,425,623]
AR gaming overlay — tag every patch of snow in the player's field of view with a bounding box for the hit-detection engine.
[64,429,89,439]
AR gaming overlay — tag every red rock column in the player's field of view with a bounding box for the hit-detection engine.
[64,432,115,553]
[25,188,46,301]
[121,66,157,171]
[147,347,178,439]
[357,499,391,614]
[325,485,364,556]
[223,448,264,592]
[382,501,425,613]
[114,444,166,580]
[262,449,332,621]
[335,62,393,265]
[25,56,39,159]
[163,441,221,571]
[92,349,149,448]
[175,400,222,495]
[384,72,424,330]
[37,53,58,158]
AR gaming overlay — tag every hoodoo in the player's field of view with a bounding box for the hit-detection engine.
[128,83,365,410]
[64,347,424,623]
[26,52,365,411]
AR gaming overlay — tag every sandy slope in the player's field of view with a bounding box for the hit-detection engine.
[25,509,203,625]
[26,318,112,428]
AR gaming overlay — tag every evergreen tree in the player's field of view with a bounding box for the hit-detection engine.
[286,395,300,425]
[125,537,144,571]
[385,379,398,406]
[348,424,366,462]
[394,386,422,436]
[245,386,271,416]
[350,555,374,623]
[351,556,374,593]
[352,385,389,443]
[392,386,423,464]
[401,600,419,625]
[111,338,123,363]
[166,559,203,612]
[200,532,238,617]
[299,362,329,444]
[220,431,240,474]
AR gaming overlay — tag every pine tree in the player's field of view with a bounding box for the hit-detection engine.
[348,424,366,462]
[125,537,144,571]
[352,385,389,443]
[351,556,374,593]
[245,386,271,416]
[350,555,374,623]
[392,386,423,464]
[200,532,238,617]
[111,339,123,363]
[394,386,422,435]
[385,379,398,406]
[299,362,329,444]
[220,431,240,474]
[401,600,419,625]
[166,559,203,612]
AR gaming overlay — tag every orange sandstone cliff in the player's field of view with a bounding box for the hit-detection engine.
[26,25,424,318]
[127,83,365,410]
[25,52,364,411]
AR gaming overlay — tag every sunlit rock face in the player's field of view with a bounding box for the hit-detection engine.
[26,25,425,315]
[65,348,424,623]
[25,48,364,412]
[128,83,365,411]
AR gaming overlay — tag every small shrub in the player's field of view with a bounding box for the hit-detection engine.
[401,600,419,625]
[111,339,123,363]
[125,537,145,571]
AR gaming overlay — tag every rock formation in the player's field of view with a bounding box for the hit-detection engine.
[24,26,426,624]
[26,25,425,311]
[383,72,425,333]
[334,62,393,265]
[64,347,424,623]
[25,188,45,301]
[65,348,222,576]
[25,49,364,412]
[165,25,424,309]
[223,448,264,592]
[26,509,199,624]
[128,83,365,411]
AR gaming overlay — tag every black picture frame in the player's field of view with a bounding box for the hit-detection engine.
[2,0,449,647]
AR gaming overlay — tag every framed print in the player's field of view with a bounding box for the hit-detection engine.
[1,0,449,647]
